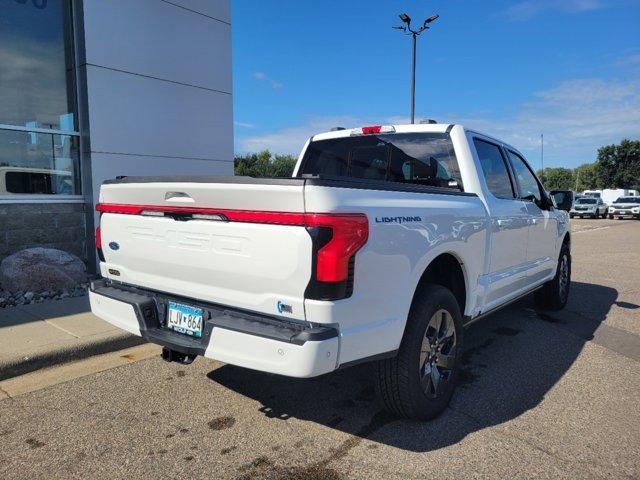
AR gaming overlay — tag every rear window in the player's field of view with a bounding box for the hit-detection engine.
[298,133,463,190]
[576,198,596,204]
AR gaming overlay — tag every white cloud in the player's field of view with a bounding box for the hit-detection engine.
[252,71,283,90]
[452,78,640,165]
[235,78,640,167]
[237,115,362,154]
[501,0,605,21]
[614,53,640,68]
[234,121,256,129]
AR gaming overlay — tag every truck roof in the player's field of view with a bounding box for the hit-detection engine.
[310,123,523,157]
[311,123,453,142]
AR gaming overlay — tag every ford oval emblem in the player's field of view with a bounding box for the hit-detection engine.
[108,241,120,251]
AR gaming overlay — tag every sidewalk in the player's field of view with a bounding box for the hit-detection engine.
[0,296,144,381]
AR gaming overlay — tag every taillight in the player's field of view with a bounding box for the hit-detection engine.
[95,226,105,262]
[305,214,368,300]
[306,214,368,282]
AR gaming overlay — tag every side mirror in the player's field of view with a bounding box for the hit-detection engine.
[550,190,573,212]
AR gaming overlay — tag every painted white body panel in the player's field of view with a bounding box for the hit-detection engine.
[91,124,569,377]
[303,184,487,364]
[89,291,141,336]
[99,213,312,320]
[204,329,339,378]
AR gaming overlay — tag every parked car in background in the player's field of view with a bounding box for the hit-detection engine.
[600,189,639,206]
[570,197,608,218]
[608,197,640,219]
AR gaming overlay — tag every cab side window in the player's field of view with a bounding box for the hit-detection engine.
[507,150,543,203]
[473,138,515,199]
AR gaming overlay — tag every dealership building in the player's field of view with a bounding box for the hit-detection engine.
[0,0,233,270]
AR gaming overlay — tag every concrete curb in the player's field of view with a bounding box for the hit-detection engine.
[0,332,146,382]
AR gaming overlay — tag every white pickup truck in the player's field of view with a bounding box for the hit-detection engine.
[89,123,571,419]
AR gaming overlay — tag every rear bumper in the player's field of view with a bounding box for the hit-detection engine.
[88,280,339,378]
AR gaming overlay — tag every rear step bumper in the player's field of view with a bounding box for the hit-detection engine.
[88,280,340,378]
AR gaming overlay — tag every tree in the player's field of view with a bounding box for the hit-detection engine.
[596,139,640,190]
[537,167,574,190]
[271,154,297,177]
[234,150,297,178]
[573,163,599,192]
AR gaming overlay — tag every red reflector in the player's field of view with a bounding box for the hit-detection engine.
[361,125,382,135]
[95,226,102,250]
[307,214,369,282]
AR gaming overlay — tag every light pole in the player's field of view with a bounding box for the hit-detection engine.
[393,13,439,124]
[540,133,545,184]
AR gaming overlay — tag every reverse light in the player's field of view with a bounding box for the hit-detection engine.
[141,210,165,217]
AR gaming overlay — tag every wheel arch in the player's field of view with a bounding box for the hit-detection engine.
[411,252,468,319]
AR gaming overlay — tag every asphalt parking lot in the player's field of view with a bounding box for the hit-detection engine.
[1,218,639,479]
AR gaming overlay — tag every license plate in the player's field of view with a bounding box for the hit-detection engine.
[166,302,203,338]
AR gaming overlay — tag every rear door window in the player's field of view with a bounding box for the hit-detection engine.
[299,133,463,190]
[507,150,543,203]
[473,138,515,199]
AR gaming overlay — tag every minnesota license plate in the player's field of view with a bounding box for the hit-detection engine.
[167,302,203,338]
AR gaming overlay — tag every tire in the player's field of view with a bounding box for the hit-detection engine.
[609,214,614,219]
[375,284,463,420]
[569,214,574,219]
[534,243,571,310]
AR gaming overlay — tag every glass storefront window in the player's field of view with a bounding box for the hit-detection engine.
[0,129,79,194]
[0,0,76,131]
[0,0,79,196]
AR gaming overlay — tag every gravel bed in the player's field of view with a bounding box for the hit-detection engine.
[0,283,90,308]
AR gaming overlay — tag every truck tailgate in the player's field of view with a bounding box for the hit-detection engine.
[97,179,312,320]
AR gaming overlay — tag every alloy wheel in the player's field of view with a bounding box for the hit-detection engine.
[558,255,569,300]
[419,309,457,398]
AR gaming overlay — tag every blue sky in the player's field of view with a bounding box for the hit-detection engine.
[232,0,640,168]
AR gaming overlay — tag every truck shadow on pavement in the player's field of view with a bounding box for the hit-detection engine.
[207,281,618,453]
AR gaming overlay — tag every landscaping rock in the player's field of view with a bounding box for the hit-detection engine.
[0,248,87,293]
